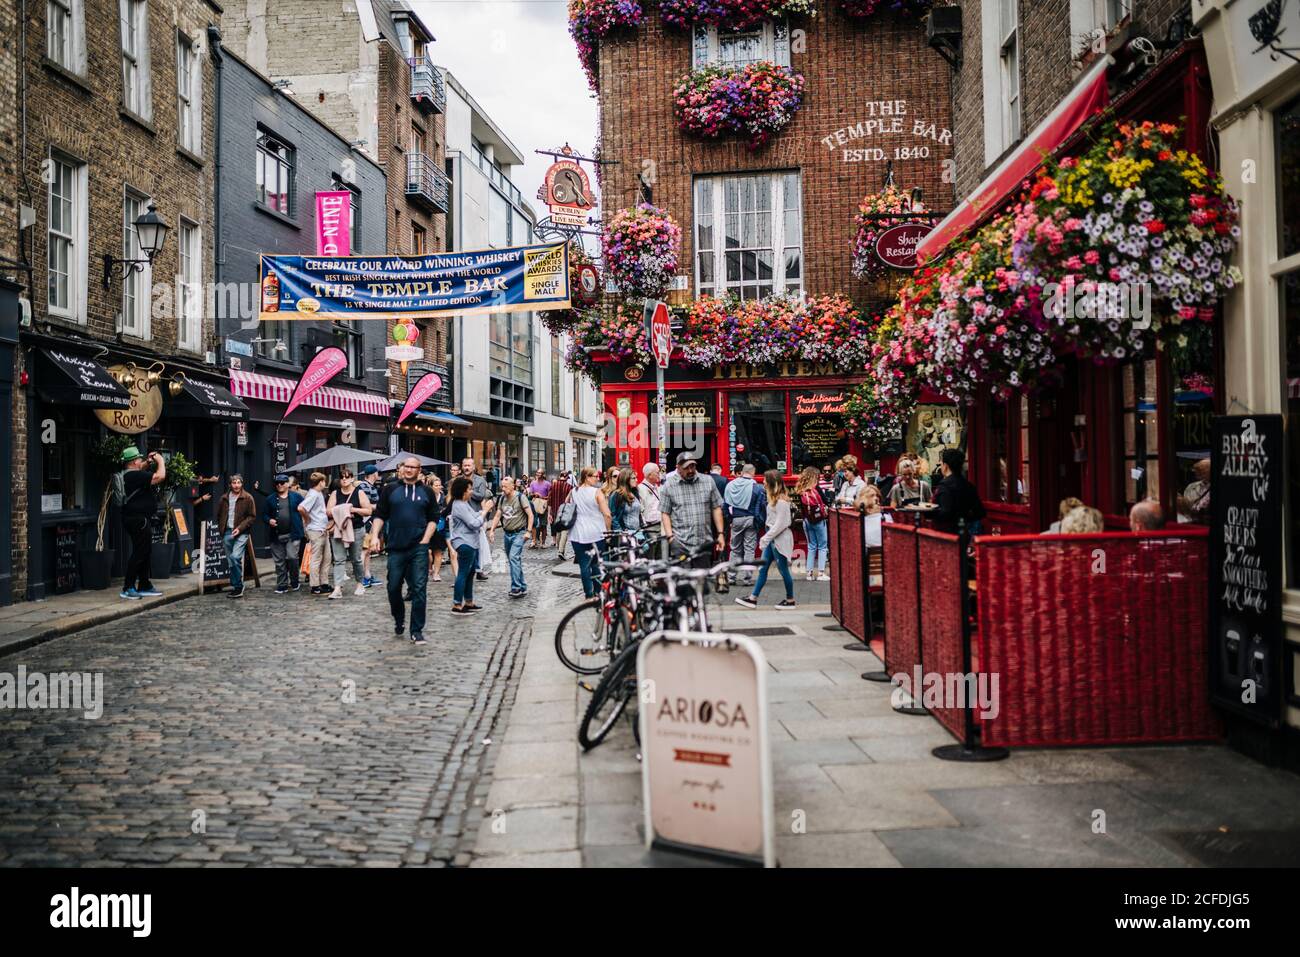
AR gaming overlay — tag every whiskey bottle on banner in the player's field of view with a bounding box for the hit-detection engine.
[262,272,280,312]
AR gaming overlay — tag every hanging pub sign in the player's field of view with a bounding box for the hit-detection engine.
[94,364,164,434]
[575,262,600,306]
[314,191,352,256]
[1209,415,1284,727]
[259,242,571,321]
[541,157,595,227]
[875,222,933,270]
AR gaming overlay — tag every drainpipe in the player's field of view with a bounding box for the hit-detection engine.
[206,25,234,481]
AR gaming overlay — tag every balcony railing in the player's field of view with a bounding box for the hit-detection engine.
[405,152,450,214]
[408,57,445,114]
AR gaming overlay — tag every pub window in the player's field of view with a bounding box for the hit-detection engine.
[694,171,802,302]
[256,128,295,215]
[791,390,848,473]
[1168,320,1215,524]
[987,399,1011,503]
[1119,356,1161,508]
[730,391,786,475]
[692,21,790,69]
[1275,93,1300,583]
[41,415,89,513]
[1018,394,1031,506]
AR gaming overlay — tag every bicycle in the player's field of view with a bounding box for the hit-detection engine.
[578,556,748,752]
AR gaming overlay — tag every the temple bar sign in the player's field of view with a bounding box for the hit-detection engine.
[713,360,835,380]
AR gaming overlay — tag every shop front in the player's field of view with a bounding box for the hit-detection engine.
[597,356,867,481]
[1195,0,1300,754]
[0,278,21,605]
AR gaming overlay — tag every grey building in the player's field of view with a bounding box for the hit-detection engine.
[210,31,390,507]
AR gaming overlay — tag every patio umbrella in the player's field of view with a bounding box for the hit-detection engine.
[375,450,451,472]
[286,445,387,472]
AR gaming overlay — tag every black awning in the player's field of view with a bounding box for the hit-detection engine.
[170,377,250,421]
[34,348,131,409]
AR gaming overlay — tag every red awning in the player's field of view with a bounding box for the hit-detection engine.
[915,54,1114,266]
[228,369,390,418]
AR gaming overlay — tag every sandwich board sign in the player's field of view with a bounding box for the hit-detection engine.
[638,631,774,867]
[198,521,260,593]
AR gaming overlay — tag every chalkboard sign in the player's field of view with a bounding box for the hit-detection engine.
[199,521,230,591]
[53,525,79,594]
[1209,415,1283,727]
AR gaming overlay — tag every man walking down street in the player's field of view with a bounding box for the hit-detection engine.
[216,474,257,599]
[118,446,165,600]
[298,472,331,595]
[462,458,493,582]
[724,463,766,585]
[369,457,441,643]
[638,463,665,558]
[547,469,574,560]
[660,452,726,574]
[491,476,532,598]
[262,474,304,593]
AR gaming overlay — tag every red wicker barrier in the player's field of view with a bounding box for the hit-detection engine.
[829,508,843,623]
[916,529,967,740]
[834,510,867,641]
[974,529,1221,748]
[882,522,919,679]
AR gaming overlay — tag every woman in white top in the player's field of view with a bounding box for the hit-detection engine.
[735,470,797,610]
[855,484,894,548]
[569,466,612,598]
[834,462,867,508]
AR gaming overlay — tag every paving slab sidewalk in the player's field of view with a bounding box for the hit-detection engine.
[473,574,1300,868]
[0,570,271,658]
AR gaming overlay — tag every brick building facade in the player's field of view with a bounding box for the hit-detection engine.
[11,0,223,602]
[219,0,453,423]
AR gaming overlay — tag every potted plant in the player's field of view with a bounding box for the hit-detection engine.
[151,451,197,577]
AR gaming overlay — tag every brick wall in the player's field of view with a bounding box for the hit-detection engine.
[15,0,220,599]
[2,0,20,599]
[595,13,955,313]
[951,0,1195,200]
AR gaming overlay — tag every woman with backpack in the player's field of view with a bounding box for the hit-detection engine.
[795,466,830,582]
[734,470,797,611]
[489,475,532,598]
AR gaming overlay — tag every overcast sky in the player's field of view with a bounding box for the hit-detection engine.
[412,0,600,249]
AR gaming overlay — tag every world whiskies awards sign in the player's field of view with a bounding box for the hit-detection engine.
[638,632,774,867]
[1209,415,1283,726]
[258,242,571,321]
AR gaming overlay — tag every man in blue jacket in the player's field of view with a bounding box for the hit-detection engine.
[263,473,305,593]
[724,463,766,586]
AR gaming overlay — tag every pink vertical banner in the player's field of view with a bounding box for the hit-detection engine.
[395,372,443,428]
[283,346,348,420]
[315,190,352,256]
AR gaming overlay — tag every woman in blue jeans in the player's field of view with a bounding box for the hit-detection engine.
[734,470,797,610]
[795,466,830,581]
[449,475,494,615]
[568,466,612,598]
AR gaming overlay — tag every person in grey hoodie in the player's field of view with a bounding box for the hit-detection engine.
[723,464,767,586]
[449,474,494,615]
[734,469,797,610]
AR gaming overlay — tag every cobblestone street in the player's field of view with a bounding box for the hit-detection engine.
[0,549,581,867]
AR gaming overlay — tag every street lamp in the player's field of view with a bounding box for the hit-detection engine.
[103,202,170,288]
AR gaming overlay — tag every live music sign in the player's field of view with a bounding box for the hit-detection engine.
[875,222,933,270]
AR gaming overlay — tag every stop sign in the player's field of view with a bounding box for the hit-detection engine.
[649,301,672,369]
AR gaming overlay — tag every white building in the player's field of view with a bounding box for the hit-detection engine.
[441,68,600,480]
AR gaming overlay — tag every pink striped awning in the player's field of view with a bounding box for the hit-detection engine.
[228,369,389,418]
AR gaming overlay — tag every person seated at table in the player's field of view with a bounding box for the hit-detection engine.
[1059,505,1105,534]
[888,455,932,508]
[834,462,867,508]
[1176,457,1211,524]
[854,484,894,548]
[931,448,986,534]
[1046,496,1085,534]
[1129,499,1166,532]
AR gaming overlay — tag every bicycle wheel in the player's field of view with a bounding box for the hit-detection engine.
[554,599,610,675]
[578,642,639,751]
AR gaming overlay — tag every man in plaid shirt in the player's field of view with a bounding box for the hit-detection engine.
[660,451,726,572]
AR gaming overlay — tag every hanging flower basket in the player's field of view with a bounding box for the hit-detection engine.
[677,294,873,370]
[602,203,682,299]
[569,0,646,90]
[851,185,926,280]
[843,379,914,451]
[839,0,932,18]
[673,61,806,150]
[658,0,817,30]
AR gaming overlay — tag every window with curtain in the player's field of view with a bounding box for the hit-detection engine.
[1119,357,1161,508]
[551,335,563,413]
[256,128,295,215]
[694,171,802,302]
[47,153,86,322]
[176,32,201,154]
[119,0,150,119]
[692,21,790,68]
[121,190,151,339]
[178,220,201,351]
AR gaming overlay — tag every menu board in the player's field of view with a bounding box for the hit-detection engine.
[199,520,231,591]
[796,415,846,463]
[53,525,79,594]
[1209,415,1283,726]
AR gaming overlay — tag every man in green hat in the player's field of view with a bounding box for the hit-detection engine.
[119,446,165,599]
